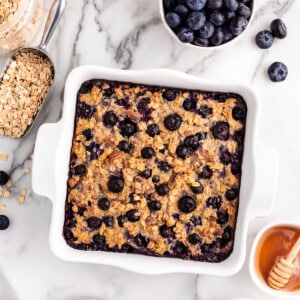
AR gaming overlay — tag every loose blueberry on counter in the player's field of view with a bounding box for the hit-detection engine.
[74,164,87,176]
[270,19,287,39]
[164,113,182,131]
[191,184,204,194]
[225,188,238,201]
[126,209,140,222]
[146,124,160,137]
[188,233,202,245]
[159,224,175,238]
[268,62,288,82]
[139,169,152,179]
[162,89,178,101]
[98,197,111,210]
[0,171,9,186]
[155,183,169,196]
[211,121,230,140]
[186,0,207,11]
[87,217,102,229]
[198,166,213,179]
[177,27,194,43]
[176,144,192,160]
[108,176,125,193]
[166,12,181,28]
[103,216,114,228]
[119,118,138,137]
[134,234,149,247]
[148,200,162,211]
[229,17,248,35]
[187,11,206,30]
[255,30,274,49]
[224,0,238,11]
[103,111,118,127]
[217,210,229,224]
[178,195,196,213]
[118,140,132,153]
[141,147,155,159]
[82,129,93,140]
[183,98,197,111]
[0,215,9,230]
[199,22,215,39]
[206,196,222,209]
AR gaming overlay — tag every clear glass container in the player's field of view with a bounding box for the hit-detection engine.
[0,0,43,53]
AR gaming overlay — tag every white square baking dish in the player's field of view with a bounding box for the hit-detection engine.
[32,66,278,275]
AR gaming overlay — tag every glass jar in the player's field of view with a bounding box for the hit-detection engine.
[0,0,43,53]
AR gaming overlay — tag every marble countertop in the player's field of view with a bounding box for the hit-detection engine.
[0,0,299,299]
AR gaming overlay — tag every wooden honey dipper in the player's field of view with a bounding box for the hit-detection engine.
[268,236,300,290]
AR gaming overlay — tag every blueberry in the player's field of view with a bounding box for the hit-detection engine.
[0,215,9,230]
[118,140,132,153]
[166,12,181,28]
[225,188,238,201]
[191,184,204,194]
[98,197,110,210]
[184,134,201,150]
[173,241,189,256]
[139,169,152,179]
[0,171,9,186]
[82,129,93,140]
[199,22,215,39]
[93,234,106,246]
[141,147,155,159]
[163,0,175,10]
[152,175,160,183]
[222,26,233,42]
[77,102,96,119]
[74,164,87,176]
[231,163,241,176]
[198,105,212,117]
[157,160,172,172]
[186,0,207,11]
[160,224,175,238]
[226,11,236,20]
[177,27,194,43]
[210,27,224,46]
[164,113,182,131]
[134,234,148,247]
[183,98,197,111]
[255,30,274,49]
[126,209,140,222]
[146,124,160,137]
[268,62,288,82]
[220,149,232,165]
[86,142,104,160]
[77,206,86,216]
[211,121,230,140]
[224,0,238,11]
[207,0,223,10]
[198,166,213,179]
[210,12,225,26]
[237,3,251,18]
[148,200,162,211]
[270,19,287,39]
[119,118,138,137]
[229,16,248,35]
[193,37,209,47]
[175,4,190,17]
[79,80,93,94]
[108,176,125,193]
[103,216,114,228]
[190,215,202,226]
[188,233,202,245]
[176,145,192,159]
[121,243,133,253]
[206,196,222,209]
[117,215,127,227]
[187,11,206,30]
[222,226,233,245]
[217,210,229,224]
[155,183,169,196]
[103,111,118,127]
[87,217,102,229]
[232,105,246,121]
[162,90,178,101]
[178,195,196,213]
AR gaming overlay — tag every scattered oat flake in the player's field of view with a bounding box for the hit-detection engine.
[0,0,20,25]
[3,191,11,198]
[20,188,27,196]
[18,196,25,204]
[24,167,31,174]
[0,153,8,160]
[6,179,12,188]
[30,153,34,160]
[0,202,6,212]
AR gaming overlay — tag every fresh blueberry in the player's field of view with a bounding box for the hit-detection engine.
[118,140,132,153]
[187,11,206,30]
[183,98,197,111]
[217,210,229,224]
[155,183,169,196]
[163,0,175,10]
[188,233,202,245]
[139,169,152,179]
[206,0,223,10]
[226,11,236,20]
[103,216,114,228]
[229,16,248,35]
[268,62,288,82]
[176,145,192,159]
[191,184,204,194]
[270,19,287,39]
[164,113,182,131]
[103,111,118,127]
[146,124,160,137]
[126,209,140,222]
[174,4,190,17]
[198,105,212,117]
[210,12,225,26]
[199,22,215,39]
[74,164,87,176]
[107,176,125,193]
[206,196,222,209]
[82,129,93,140]
[134,234,148,247]
[162,89,178,101]
[237,3,251,18]
[0,215,9,230]
[225,188,238,201]
[148,200,162,211]
[178,195,196,213]
[224,0,238,11]
[222,26,233,42]
[0,171,9,186]
[210,27,224,46]
[98,197,110,210]
[119,118,138,137]
[198,166,213,179]
[255,30,274,49]
[211,121,230,140]
[193,37,209,47]
[177,27,194,43]
[141,147,155,159]
[166,12,181,28]
[159,224,175,238]
[87,217,102,229]
[186,0,207,11]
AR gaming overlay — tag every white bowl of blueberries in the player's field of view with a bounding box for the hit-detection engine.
[160,0,255,48]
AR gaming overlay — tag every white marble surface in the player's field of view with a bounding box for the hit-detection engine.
[0,0,299,299]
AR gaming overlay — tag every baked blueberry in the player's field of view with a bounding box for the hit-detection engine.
[184,134,201,150]
[198,166,213,179]
[183,98,197,111]
[191,184,204,194]
[199,22,215,39]
[108,176,125,193]
[82,129,93,140]
[86,143,104,161]
[103,111,118,127]
[0,171,9,186]
[186,0,207,11]
[118,140,132,153]
[229,16,248,35]
[103,216,114,228]
[166,12,181,28]
[141,147,155,159]
[188,233,202,245]
[187,11,206,30]
[210,12,225,26]
[0,215,9,230]
[177,27,194,43]
[176,145,192,159]
[146,124,160,137]
[98,197,110,210]
[178,196,196,213]
[87,217,102,229]
[222,226,234,245]
[126,209,140,222]
[268,62,288,82]
[207,0,222,10]
[119,118,138,137]
[148,200,162,211]
[157,160,172,172]
[198,105,212,118]
[237,3,251,18]
[220,149,232,165]
[175,4,189,17]
[190,215,202,226]
[79,80,93,94]
[152,175,160,183]
[93,234,106,246]
[232,105,246,121]
[77,102,96,119]
[74,164,87,176]
[159,224,175,238]
[155,183,169,196]
[224,0,238,11]
[162,89,178,101]
[217,210,229,224]
[117,215,127,227]
[255,30,274,49]
[164,113,182,131]
[206,196,222,209]
[270,19,287,39]
[211,121,230,140]
[231,163,241,175]
[225,188,238,201]
[134,234,148,247]
[121,243,133,253]
[139,169,152,179]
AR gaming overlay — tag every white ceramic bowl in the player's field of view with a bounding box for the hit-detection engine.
[249,222,300,299]
[159,0,256,50]
[32,66,278,275]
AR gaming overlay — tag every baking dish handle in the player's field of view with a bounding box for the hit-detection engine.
[249,142,278,219]
[32,122,61,201]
